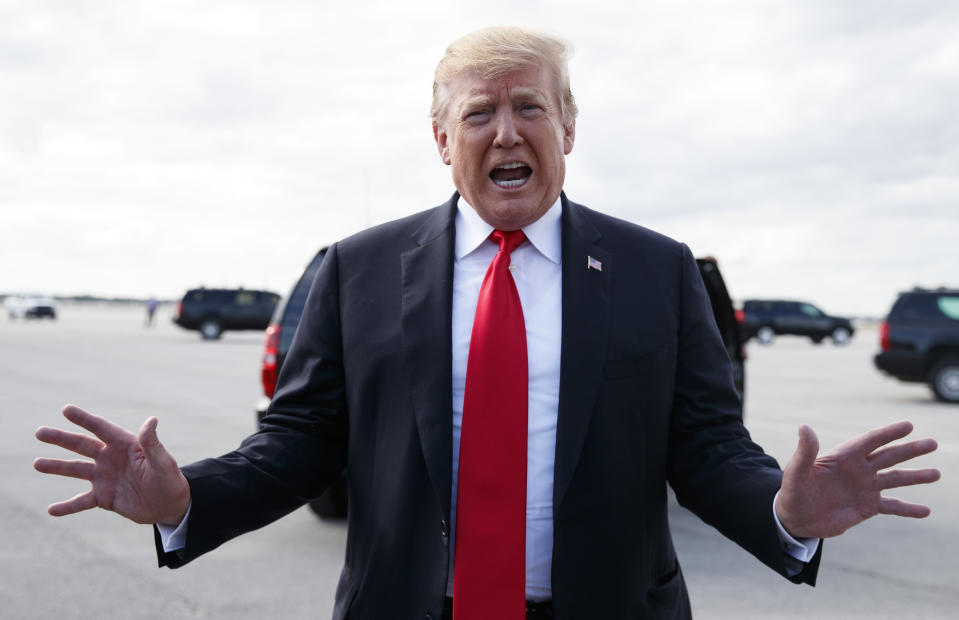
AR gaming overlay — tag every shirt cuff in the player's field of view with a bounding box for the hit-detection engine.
[772,491,820,563]
[155,502,191,553]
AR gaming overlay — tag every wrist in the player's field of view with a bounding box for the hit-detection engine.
[157,474,191,526]
[774,491,808,539]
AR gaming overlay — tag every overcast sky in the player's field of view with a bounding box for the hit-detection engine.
[2,0,956,315]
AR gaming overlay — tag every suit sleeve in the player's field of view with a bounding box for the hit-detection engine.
[158,243,350,568]
[665,244,820,585]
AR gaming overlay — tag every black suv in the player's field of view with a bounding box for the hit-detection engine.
[255,250,747,519]
[874,288,959,403]
[172,288,279,340]
[740,299,854,345]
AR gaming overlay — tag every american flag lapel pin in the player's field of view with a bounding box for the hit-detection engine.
[587,255,602,272]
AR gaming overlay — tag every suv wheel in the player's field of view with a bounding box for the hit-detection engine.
[199,318,223,340]
[831,326,851,345]
[756,326,775,345]
[929,357,959,403]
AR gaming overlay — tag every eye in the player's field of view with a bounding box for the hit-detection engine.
[464,109,491,125]
[518,102,544,117]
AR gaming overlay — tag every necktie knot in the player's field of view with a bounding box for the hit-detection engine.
[490,229,526,255]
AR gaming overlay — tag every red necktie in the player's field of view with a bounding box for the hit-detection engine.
[454,229,528,620]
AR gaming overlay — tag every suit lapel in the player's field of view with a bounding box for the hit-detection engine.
[554,196,611,511]
[400,195,458,518]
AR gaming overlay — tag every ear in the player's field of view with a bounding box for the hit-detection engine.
[563,120,576,155]
[433,122,452,165]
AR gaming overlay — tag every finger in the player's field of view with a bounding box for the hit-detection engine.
[137,417,166,464]
[34,458,95,481]
[35,427,104,459]
[790,424,820,472]
[878,496,932,518]
[840,420,914,456]
[877,468,941,490]
[869,438,938,470]
[62,404,128,444]
[48,490,98,517]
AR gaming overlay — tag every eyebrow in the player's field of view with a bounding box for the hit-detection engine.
[458,87,548,112]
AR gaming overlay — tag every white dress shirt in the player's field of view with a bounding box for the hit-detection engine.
[447,196,563,601]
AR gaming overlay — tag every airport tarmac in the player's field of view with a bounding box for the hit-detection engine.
[2,304,955,619]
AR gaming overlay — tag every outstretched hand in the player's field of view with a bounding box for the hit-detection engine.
[776,420,940,539]
[34,405,191,526]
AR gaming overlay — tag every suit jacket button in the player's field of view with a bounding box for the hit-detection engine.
[425,615,433,620]
[440,519,449,537]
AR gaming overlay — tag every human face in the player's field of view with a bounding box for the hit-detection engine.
[433,65,575,231]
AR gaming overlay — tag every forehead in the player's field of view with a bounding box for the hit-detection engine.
[448,66,556,104]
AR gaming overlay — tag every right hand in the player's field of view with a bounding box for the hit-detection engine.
[34,405,191,526]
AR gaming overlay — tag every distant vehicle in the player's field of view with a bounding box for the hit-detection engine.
[172,288,280,340]
[5,295,57,320]
[874,287,959,403]
[740,299,854,345]
[254,249,746,520]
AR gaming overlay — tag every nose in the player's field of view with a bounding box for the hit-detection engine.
[493,109,522,148]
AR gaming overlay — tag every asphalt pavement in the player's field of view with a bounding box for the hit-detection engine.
[2,304,955,619]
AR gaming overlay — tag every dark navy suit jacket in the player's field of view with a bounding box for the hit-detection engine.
[157,194,820,619]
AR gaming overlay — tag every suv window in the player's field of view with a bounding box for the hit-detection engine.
[279,253,326,353]
[190,289,234,304]
[890,293,959,322]
[744,300,774,313]
[937,296,959,320]
[775,302,798,316]
[799,303,823,317]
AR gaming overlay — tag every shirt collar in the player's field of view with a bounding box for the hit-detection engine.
[454,195,562,264]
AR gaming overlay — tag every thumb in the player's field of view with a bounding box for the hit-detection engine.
[137,417,165,462]
[789,424,820,473]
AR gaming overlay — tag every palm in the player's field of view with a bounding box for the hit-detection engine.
[35,405,190,525]
[776,422,939,540]
[88,432,155,522]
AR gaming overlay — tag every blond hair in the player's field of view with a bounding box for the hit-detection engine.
[431,26,578,130]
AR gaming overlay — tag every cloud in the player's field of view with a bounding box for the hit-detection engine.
[1,1,956,315]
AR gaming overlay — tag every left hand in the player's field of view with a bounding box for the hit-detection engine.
[775,420,940,539]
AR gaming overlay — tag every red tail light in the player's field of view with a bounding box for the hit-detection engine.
[175,300,183,318]
[734,309,745,323]
[261,324,280,398]
[879,321,891,352]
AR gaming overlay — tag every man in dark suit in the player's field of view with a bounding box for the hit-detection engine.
[35,26,939,620]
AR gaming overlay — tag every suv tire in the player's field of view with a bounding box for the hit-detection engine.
[756,326,775,345]
[831,326,851,345]
[199,318,223,340]
[929,357,959,403]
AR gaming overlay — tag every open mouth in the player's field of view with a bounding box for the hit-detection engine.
[490,161,532,188]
